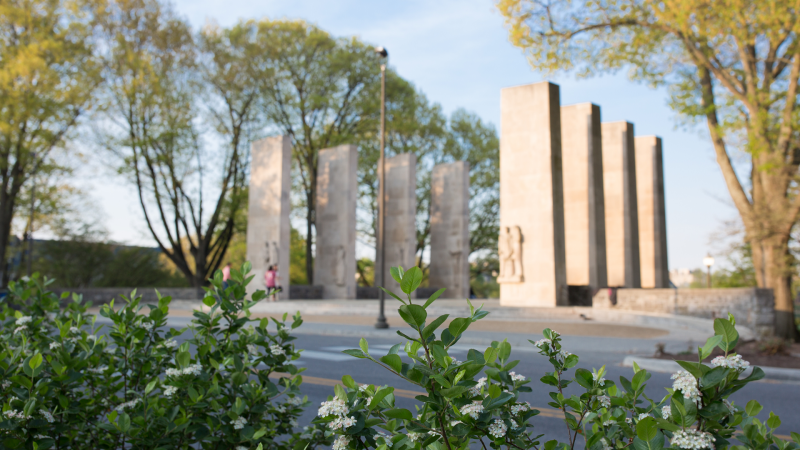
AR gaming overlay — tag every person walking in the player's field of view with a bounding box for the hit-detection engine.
[265,265,277,301]
[222,263,231,290]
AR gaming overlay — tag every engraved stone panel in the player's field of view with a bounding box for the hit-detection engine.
[429,161,470,298]
[381,153,417,297]
[635,136,669,288]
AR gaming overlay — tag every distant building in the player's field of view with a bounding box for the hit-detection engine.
[669,268,694,288]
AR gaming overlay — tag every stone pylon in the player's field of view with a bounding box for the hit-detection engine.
[499,81,568,306]
[561,103,608,292]
[429,161,470,299]
[635,136,669,288]
[381,153,417,297]
[246,135,291,300]
[315,145,358,299]
[601,121,641,288]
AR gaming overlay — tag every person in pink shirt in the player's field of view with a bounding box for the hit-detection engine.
[222,263,231,290]
[265,265,277,301]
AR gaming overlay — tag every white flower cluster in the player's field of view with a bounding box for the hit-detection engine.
[39,409,55,423]
[451,359,463,366]
[328,415,356,430]
[638,413,651,420]
[87,335,97,342]
[13,326,27,334]
[358,384,370,392]
[711,354,750,371]
[332,435,351,450]
[661,405,671,419]
[593,372,606,386]
[165,364,202,377]
[460,401,485,419]
[603,420,615,427]
[87,365,108,374]
[162,339,178,349]
[509,371,526,382]
[115,398,141,411]
[376,431,394,447]
[318,398,349,417]
[69,326,80,334]
[3,410,31,420]
[163,386,178,397]
[469,377,487,396]
[407,432,423,442]
[299,425,322,440]
[50,342,61,349]
[287,396,304,406]
[510,402,531,415]
[598,395,611,408]
[533,338,552,350]
[671,429,716,450]
[270,344,286,356]
[671,371,702,405]
[1,380,10,389]
[232,416,247,430]
[236,446,248,450]
[559,349,572,359]
[488,419,508,438]
[141,322,154,331]
[15,316,32,326]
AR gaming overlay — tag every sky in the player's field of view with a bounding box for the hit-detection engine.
[80,0,738,271]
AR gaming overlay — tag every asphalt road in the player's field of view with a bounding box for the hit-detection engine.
[289,333,800,443]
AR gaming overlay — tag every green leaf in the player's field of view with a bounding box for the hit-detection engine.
[380,287,407,305]
[422,314,449,339]
[390,266,404,284]
[398,304,427,328]
[380,354,403,373]
[176,351,191,369]
[700,335,723,359]
[202,296,215,307]
[359,337,369,355]
[423,288,447,308]
[484,346,498,364]
[400,266,423,295]
[369,387,394,409]
[342,375,356,389]
[145,379,158,395]
[790,432,800,445]
[745,400,762,417]
[342,349,369,359]
[448,318,470,338]
[766,412,781,429]
[29,354,43,371]
[483,392,514,410]
[675,360,704,379]
[118,412,131,432]
[713,318,739,352]
[497,340,511,361]
[440,386,470,398]
[700,367,728,388]
[632,369,651,390]
[334,384,347,401]
[636,417,658,441]
[383,408,413,420]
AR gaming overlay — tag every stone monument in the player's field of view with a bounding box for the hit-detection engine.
[561,103,608,292]
[246,135,291,300]
[601,121,641,288]
[635,136,669,288]
[314,145,357,299]
[382,153,417,296]
[499,81,568,306]
[429,161,470,298]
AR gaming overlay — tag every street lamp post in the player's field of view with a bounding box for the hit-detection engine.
[374,46,389,329]
[703,254,715,288]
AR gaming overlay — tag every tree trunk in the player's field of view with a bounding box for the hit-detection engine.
[305,201,314,285]
[760,235,798,340]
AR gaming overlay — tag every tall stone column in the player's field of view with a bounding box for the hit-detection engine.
[246,135,291,300]
[635,136,669,288]
[429,161,470,299]
[381,153,417,297]
[561,103,607,292]
[602,121,641,288]
[499,81,568,307]
[315,145,358,299]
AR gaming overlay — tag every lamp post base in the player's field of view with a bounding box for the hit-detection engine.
[374,317,389,329]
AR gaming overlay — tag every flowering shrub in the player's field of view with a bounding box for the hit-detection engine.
[318,265,800,450]
[0,263,330,449]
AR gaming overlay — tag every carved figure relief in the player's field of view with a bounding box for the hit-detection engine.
[334,246,346,286]
[497,226,523,283]
[265,241,279,267]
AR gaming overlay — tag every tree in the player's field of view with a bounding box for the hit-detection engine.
[497,0,800,338]
[99,0,253,287]
[0,0,101,285]
[251,19,380,284]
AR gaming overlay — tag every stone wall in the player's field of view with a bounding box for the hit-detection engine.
[593,287,775,337]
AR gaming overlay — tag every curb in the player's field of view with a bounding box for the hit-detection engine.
[622,356,800,382]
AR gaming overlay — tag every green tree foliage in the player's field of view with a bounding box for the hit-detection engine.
[0,0,101,286]
[495,0,800,339]
[289,227,308,286]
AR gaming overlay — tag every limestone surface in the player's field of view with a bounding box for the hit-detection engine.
[429,161,470,299]
[635,136,669,288]
[246,135,291,300]
[601,121,641,288]
[315,145,358,299]
[499,81,568,306]
[381,153,417,297]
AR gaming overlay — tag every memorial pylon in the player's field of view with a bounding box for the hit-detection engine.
[499,82,568,306]
[429,161,470,299]
[635,136,669,288]
[315,145,358,299]
[382,153,417,297]
[246,135,291,300]
[561,103,608,293]
[602,121,641,288]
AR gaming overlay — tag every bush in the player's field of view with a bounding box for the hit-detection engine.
[318,265,800,450]
[0,264,330,449]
